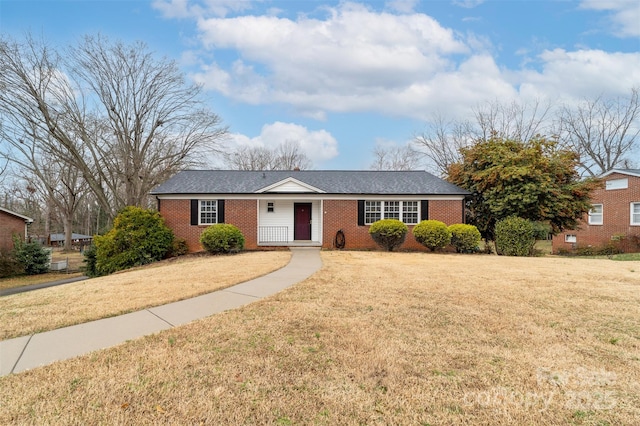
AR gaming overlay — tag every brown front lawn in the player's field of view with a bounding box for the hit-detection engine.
[1,251,638,425]
[0,251,291,339]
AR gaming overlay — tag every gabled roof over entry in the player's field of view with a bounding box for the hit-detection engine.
[256,176,326,193]
[151,170,470,196]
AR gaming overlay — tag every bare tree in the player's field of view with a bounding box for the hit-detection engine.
[223,145,276,170]
[412,114,474,176]
[0,34,227,220]
[370,143,421,170]
[555,88,640,176]
[473,98,553,143]
[224,140,312,170]
[413,99,553,177]
[273,140,312,170]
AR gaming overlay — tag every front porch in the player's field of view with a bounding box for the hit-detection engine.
[257,200,322,247]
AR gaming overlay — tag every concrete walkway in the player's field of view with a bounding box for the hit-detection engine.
[0,248,322,376]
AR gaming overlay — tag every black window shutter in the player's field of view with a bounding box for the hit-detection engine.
[190,199,199,225]
[218,199,225,223]
[420,200,429,221]
[357,200,365,226]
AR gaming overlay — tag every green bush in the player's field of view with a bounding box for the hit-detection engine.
[368,219,408,251]
[166,237,189,258]
[0,248,23,278]
[413,220,451,251]
[200,224,245,254]
[82,244,98,277]
[448,224,481,253]
[14,241,50,275]
[495,216,535,256]
[94,206,174,276]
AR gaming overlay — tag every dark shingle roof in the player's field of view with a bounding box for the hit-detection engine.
[151,170,469,196]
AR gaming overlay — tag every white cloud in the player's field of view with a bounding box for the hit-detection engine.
[385,0,419,14]
[191,3,471,117]
[452,0,485,9]
[153,0,253,19]
[178,1,637,122]
[228,122,339,165]
[517,49,640,102]
[580,0,640,37]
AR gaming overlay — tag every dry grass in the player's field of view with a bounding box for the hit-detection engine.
[0,250,85,291]
[1,251,639,425]
[0,251,291,339]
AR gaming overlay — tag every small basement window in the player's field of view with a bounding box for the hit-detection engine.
[267,202,275,213]
[565,234,577,243]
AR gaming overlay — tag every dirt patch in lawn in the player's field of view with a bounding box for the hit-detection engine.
[0,251,291,339]
[1,252,638,425]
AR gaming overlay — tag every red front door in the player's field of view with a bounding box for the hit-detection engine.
[294,203,312,240]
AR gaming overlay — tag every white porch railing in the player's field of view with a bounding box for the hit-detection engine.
[259,226,289,243]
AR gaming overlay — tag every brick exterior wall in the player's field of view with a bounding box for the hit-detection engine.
[159,199,258,252]
[552,173,640,253]
[0,211,27,251]
[160,197,465,252]
[322,199,465,250]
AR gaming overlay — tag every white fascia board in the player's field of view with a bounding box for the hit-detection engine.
[155,194,466,201]
[0,207,34,223]
[600,169,640,178]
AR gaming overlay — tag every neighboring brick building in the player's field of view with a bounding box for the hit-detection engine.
[151,170,469,252]
[0,207,33,252]
[553,169,640,253]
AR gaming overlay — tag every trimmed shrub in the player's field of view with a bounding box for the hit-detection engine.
[166,237,189,258]
[94,206,174,276]
[413,220,451,251]
[82,244,98,277]
[448,224,481,253]
[368,219,408,251]
[495,216,535,256]
[14,241,50,275]
[0,248,23,278]
[200,224,245,254]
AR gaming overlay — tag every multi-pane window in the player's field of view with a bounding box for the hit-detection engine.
[365,201,382,224]
[384,201,400,220]
[402,201,419,224]
[200,200,218,224]
[365,201,419,225]
[632,203,640,225]
[588,204,603,225]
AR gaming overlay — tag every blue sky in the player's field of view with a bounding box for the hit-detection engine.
[1,0,639,170]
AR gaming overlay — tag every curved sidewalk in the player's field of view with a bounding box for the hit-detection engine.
[0,248,322,376]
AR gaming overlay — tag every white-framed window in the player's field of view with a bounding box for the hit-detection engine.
[402,201,419,224]
[365,201,382,224]
[606,178,628,190]
[588,204,603,225]
[200,200,218,224]
[631,202,640,226]
[384,201,400,220]
[267,202,275,213]
[565,234,577,243]
[365,201,420,225]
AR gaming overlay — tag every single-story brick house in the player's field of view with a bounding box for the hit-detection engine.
[552,169,640,253]
[151,170,470,252]
[0,207,33,252]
